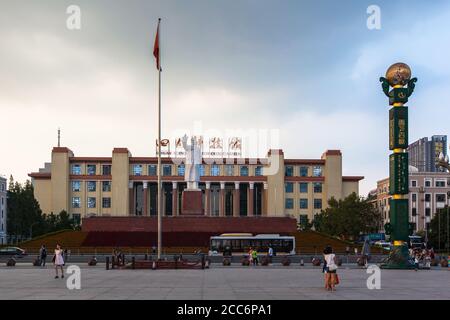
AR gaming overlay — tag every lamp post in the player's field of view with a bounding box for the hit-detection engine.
[437,151,450,254]
[380,63,417,269]
[29,222,38,240]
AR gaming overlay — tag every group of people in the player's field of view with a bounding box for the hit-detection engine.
[246,246,274,266]
[38,244,67,279]
[410,247,435,270]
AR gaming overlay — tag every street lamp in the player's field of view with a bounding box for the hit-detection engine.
[437,151,450,254]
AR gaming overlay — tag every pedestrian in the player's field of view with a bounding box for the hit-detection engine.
[322,246,330,274]
[248,247,253,265]
[323,246,338,291]
[63,248,68,265]
[53,244,65,279]
[414,253,420,271]
[268,246,273,263]
[252,248,258,266]
[39,245,47,267]
[362,238,371,268]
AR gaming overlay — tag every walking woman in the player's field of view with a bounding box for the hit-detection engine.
[53,244,65,279]
[323,246,338,291]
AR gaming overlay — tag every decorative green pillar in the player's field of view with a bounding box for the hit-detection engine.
[379,63,417,269]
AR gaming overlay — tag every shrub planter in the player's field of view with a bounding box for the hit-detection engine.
[311,258,321,266]
[241,258,250,266]
[223,258,231,266]
[261,256,270,266]
[430,259,438,267]
[357,258,365,266]
[7,258,16,267]
[281,257,291,266]
[440,259,448,268]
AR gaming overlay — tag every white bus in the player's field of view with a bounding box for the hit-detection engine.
[209,233,296,256]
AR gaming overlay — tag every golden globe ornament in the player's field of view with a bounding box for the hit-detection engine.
[385,62,411,87]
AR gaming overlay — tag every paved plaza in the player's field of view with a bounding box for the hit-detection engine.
[0,264,448,300]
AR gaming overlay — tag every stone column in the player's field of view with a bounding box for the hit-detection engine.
[128,182,134,215]
[205,182,211,216]
[219,182,225,216]
[172,181,178,216]
[233,182,240,217]
[248,182,254,217]
[143,181,148,216]
[262,182,268,216]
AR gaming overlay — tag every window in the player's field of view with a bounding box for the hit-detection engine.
[412,194,417,202]
[133,164,143,176]
[285,198,294,209]
[199,165,205,176]
[255,166,263,176]
[240,166,249,176]
[411,180,417,187]
[313,182,322,193]
[162,165,172,176]
[148,165,157,176]
[102,165,111,175]
[425,179,431,187]
[299,183,308,193]
[313,166,322,177]
[177,165,185,176]
[225,165,234,176]
[210,165,220,176]
[314,199,322,209]
[436,194,446,202]
[435,180,446,188]
[71,164,81,175]
[425,194,431,202]
[102,197,111,208]
[285,182,294,193]
[87,197,96,208]
[72,197,81,208]
[87,181,96,192]
[425,208,431,217]
[285,166,294,177]
[72,181,81,192]
[102,181,111,192]
[299,166,308,177]
[412,208,417,216]
[87,165,96,175]
[300,198,308,209]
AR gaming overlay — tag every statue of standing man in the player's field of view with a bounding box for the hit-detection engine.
[182,134,202,190]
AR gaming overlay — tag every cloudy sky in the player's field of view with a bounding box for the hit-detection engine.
[1,0,450,196]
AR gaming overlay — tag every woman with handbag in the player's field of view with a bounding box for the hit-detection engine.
[53,244,65,279]
[324,246,338,291]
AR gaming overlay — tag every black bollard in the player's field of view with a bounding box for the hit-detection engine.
[106,256,110,270]
[132,256,135,270]
[201,254,205,270]
[145,254,148,261]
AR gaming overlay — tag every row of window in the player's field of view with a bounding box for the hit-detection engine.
[132,164,264,177]
[71,164,111,175]
[285,182,322,193]
[72,197,111,209]
[410,179,448,188]
[285,198,322,210]
[72,181,111,192]
[285,166,322,177]
[411,193,447,202]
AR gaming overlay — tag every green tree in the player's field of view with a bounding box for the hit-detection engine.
[312,193,382,241]
[428,206,449,252]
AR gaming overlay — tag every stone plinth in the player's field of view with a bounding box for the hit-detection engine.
[181,189,204,215]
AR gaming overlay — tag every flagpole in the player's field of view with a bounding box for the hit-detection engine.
[157,18,162,261]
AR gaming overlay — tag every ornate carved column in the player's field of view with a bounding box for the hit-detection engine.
[219,182,225,216]
[143,181,148,216]
[233,182,240,217]
[128,182,134,215]
[248,182,254,216]
[262,182,268,216]
[205,182,211,216]
[172,181,178,216]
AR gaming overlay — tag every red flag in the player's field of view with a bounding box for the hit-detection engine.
[153,20,160,70]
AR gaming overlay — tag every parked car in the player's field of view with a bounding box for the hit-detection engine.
[0,247,27,258]
[374,241,392,251]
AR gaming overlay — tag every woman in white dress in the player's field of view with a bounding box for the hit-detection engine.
[324,246,338,291]
[54,244,65,279]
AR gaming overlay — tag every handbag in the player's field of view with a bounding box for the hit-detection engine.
[327,254,338,271]
[335,274,340,285]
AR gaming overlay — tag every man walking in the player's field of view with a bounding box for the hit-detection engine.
[39,245,47,267]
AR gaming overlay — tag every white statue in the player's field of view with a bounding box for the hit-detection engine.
[182,134,202,190]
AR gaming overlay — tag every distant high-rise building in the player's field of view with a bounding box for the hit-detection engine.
[408,135,447,172]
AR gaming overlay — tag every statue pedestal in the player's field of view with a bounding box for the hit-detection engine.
[181,189,204,215]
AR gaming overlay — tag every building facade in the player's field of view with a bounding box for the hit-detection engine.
[408,135,447,172]
[29,147,363,225]
[0,176,7,244]
[374,170,450,233]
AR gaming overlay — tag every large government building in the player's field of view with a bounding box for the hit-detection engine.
[29,146,363,226]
